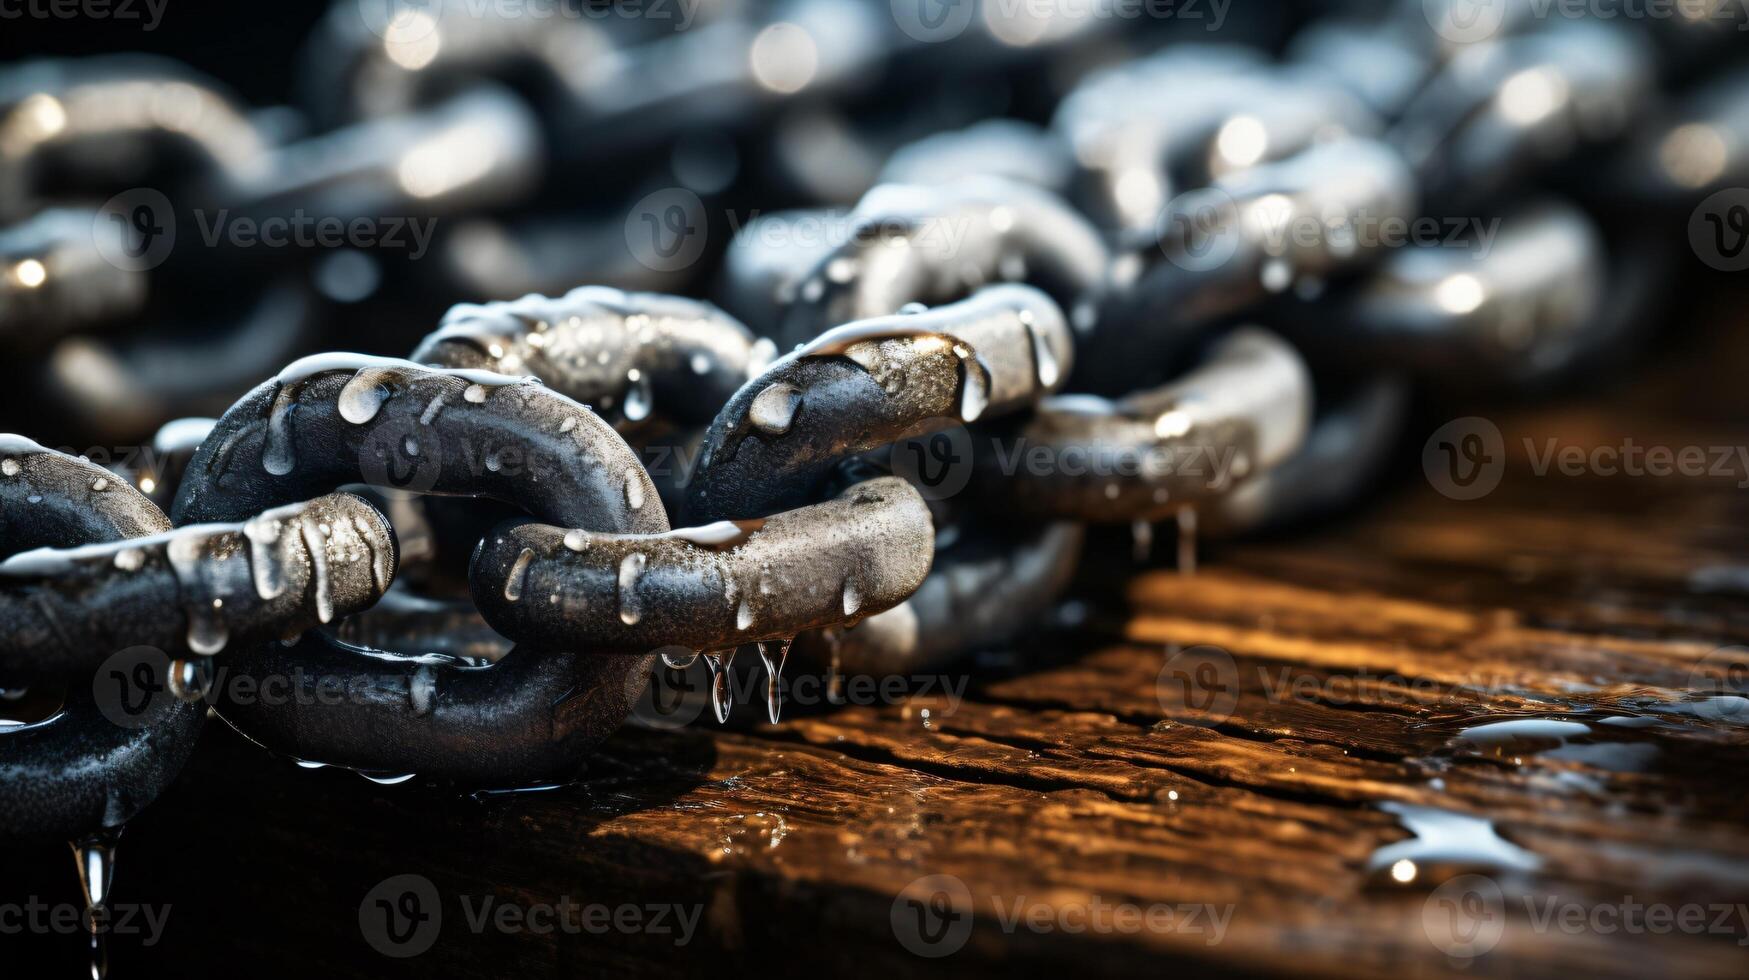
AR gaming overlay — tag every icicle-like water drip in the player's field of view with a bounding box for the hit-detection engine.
[952,343,991,422]
[623,369,653,422]
[166,534,228,656]
[70,829,119,980]
[757,637,794,724]
[300,520,334,623]
[1020,307,1060,388]
[241,512,287,600]
[261,385,298,476]
[702,649,736,724]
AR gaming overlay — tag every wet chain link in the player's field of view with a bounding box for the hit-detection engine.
[1,0,1742,849]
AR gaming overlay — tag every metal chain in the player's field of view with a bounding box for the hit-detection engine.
[1,1,1742,856]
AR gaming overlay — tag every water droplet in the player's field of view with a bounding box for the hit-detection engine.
[757,638,793,723]
[624,369,653,422]
[559,415,577,433]
[504,548,534,602]
[0,459,17,477]
[409,666,436,716]
[841,578,861,617]
[749,382,801,436]
[618,552,647,625]
[826,256,858,283]
[690,352,711,375]
[662,649,700,669]
[337,368,394,424]
[953,345,990,422]
[419,394,445,425]
[185,611,227,657]
[90,478,109,492]
[463,383,488,404]
[1020,308,1060,388]
[403,436,419,457]
[703,649,736,724]
[624,469,645,511]
[242,515,287,600]
[263,386,298,476]
[353,514,391,594]
[113,549,144,572]
[70,829,118,980]
[300,520,334,623]
[562,529,589,552]
[167,658,209,700]
[737,598,754,631]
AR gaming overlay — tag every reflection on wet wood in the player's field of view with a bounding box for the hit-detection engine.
[11,325,1749,979]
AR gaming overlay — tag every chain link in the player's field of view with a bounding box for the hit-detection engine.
[1,1,1741,844]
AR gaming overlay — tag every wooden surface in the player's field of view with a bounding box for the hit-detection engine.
[11,307,1749,979]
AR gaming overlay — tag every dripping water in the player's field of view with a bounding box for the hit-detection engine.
[623,369,653,422]
[757,638,794,724]
[336,368,395,424]
[69,828,119,980]
[702,649,736,724]
[504,548,534,602]
[262,386,298,476]
[300,519,334,624]
[1019,308,1060,388]
[749,382,801,436]
[952,344,991,422]
[624,468,645,511]
[617,552,647,625]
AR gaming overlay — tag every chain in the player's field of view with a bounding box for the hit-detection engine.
[1,1,1742,860]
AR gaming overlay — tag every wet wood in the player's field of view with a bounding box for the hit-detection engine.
[11,313,1749,979]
